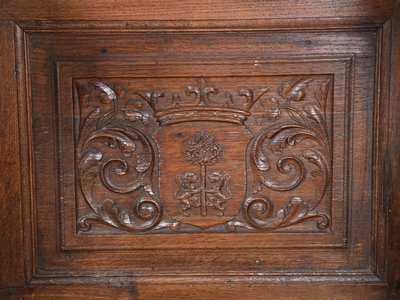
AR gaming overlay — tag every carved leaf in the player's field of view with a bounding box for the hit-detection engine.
[303,148,329,209]
[97,92,113,104]
[78,197,163,232]
[91,81,116,105]
[315,77,331,111]
[278,78,312,101]
[262,98,281,121]
[80,149,103,176]
[273,197,309,226]
[304,104,324,126]
[286,106,308,125]
[89,81,119,127]
[240,196,329,231]
[124,100,149,126]
[97,110,116,128]
[265,124,321,155]
[82,107,101,132]
[113,85,125,99]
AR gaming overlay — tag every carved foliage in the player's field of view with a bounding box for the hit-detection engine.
[75,80,174,232]
[233,196,329,231]
[254,97,281,125]
[74,76,333,233]
[233,77,332,231]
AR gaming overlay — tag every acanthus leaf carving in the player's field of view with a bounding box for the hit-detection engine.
[75,80,178,232]
[235,77,332,231]
[78,197,163,232]
[74,76,333,233]
[278,78,313,102]
[227,196,329,231]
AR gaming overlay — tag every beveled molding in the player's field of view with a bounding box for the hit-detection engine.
[34,50,371,282]
[15,18,391,33]
[51,56,353,251]
[28,272,385,286]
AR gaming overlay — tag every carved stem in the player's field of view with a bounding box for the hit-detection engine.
[200,164,207,216]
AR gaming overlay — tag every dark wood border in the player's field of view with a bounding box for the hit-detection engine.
[383,1,400,297]
[0,20,25,289]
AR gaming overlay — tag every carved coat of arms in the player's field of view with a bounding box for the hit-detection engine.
[75,76,331,233]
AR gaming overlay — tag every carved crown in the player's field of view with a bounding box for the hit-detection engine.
[137,77,268,125]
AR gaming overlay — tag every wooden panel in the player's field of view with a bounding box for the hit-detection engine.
[0,0,399,298]
[60,62,347,243]
[25,30,376,280]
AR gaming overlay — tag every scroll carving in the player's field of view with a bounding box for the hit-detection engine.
[75,80,178,232]
[229,196,329,232]
[227,77,331,231]
[74,76,333,233]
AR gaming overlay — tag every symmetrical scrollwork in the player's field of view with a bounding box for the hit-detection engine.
[75,80,177,232]
[175,132,232,216]
[74,76,332,233]
[233,77,331,231]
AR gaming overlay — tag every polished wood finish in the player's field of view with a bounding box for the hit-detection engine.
[0,0,392,22]
[0,21,25,288]
[0,1,399,299]
[386,3,400,296]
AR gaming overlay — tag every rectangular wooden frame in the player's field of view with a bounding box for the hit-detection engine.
[0,1,399,298]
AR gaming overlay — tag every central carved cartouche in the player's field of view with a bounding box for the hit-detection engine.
[175,132,232,217]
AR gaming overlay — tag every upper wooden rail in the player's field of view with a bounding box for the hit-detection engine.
[0,0,393,24]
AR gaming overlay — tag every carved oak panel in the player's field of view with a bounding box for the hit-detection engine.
[44,54,354,252]
[74,76,333,233]
[2,1,398,297]
[28,30,375,277]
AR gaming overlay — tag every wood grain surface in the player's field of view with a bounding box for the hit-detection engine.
[0,21,25,288]
[0,0,399,299]
[0,0,392,22]
[386,2,400,297]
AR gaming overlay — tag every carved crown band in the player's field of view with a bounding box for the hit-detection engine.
[136,78,268,126]
[154,107,250,125]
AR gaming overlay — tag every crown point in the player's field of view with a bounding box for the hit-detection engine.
[141,77,264,126]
